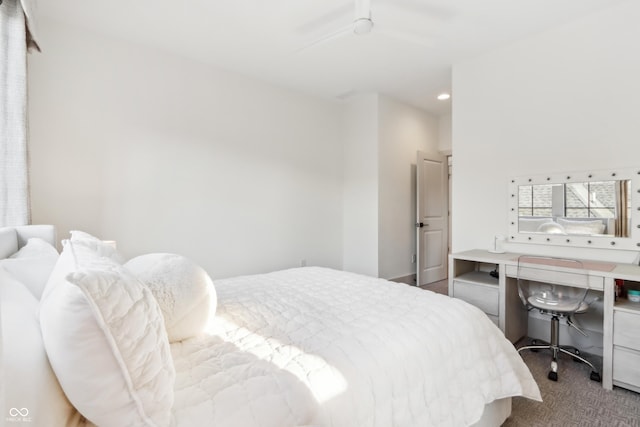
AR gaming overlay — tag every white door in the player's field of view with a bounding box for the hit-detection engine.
[416,150,448,286]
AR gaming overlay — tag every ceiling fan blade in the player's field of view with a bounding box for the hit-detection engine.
[294,3,354,35]
[375,25,434,48]
[295,24,353,54]
[380,0,454,21]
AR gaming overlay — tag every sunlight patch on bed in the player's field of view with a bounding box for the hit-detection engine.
[205,316,347,404]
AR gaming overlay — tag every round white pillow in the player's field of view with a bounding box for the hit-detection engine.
[536,221,566,234]
[125,253,215,342]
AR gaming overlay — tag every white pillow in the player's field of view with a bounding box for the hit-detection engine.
[126,253,215,343]
[40,240,75,302]
[518,217,553,233]
[39,241,175,427]
[1,237,58,299]
[1,269,85,427]
[70,230,123,263]
[557,218,606,235]
[41,233,122,302]
[536,222,566,235]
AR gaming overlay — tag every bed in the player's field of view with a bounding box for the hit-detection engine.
[0,225,541,427]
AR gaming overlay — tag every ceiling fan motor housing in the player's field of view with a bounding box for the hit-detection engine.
[353,17,374,35]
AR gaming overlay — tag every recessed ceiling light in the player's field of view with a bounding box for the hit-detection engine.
[437,93,451,101]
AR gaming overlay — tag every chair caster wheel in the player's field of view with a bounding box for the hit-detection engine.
[590,371,601,382]
[530,339,540,352]
[548,371,558,381]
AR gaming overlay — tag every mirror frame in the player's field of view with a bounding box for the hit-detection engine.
[508,168,640,250]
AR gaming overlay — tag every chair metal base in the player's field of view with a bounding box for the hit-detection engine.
[517,315,601,382]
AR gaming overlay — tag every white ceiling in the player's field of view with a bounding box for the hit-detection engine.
[39,0,626,116]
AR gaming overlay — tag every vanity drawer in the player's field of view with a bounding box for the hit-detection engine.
[452,280,499,316]
[613,346,640,389]
[505,265,604,290]
[613,311,640,351]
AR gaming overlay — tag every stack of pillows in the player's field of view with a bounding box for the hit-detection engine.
[1,230,216,427]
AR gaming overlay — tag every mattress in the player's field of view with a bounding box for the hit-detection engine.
[170,267,541,427]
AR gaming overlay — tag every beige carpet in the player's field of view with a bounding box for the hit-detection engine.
[505,345,640,426]
[414,279,640,426]
[419,278,448,295]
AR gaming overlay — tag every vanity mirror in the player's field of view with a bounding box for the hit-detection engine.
[508,168,640,250]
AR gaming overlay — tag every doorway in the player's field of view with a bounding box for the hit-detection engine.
[416,151,450,286]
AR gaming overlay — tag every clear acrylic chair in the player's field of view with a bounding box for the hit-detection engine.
[516,255,601,382]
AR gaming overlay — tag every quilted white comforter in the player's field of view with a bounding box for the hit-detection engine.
[170,267,541,427]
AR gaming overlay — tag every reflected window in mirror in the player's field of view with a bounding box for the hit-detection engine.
[516,180,631,238]
[518,184,553,217]
[508,169,640,250]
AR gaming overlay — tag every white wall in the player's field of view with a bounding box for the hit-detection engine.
[341,94,440,280]
[342,94,379,276]
[438,114,452,155]
[28,20,344,279]
[378,96,439,280]
[452,1,640,263]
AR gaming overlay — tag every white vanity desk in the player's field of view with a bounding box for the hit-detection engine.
[449,249,640,392]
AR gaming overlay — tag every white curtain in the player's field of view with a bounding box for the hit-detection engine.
[0,3,37,414]
[1,3,36,418]
[615,180,629,238]
[0,0,38,227]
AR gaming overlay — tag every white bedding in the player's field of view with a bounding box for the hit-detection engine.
[171,267,540,427]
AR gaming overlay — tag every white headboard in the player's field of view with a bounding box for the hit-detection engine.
[0,225,56,259]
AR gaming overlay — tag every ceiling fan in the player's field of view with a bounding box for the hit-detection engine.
[297,0,435,52]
